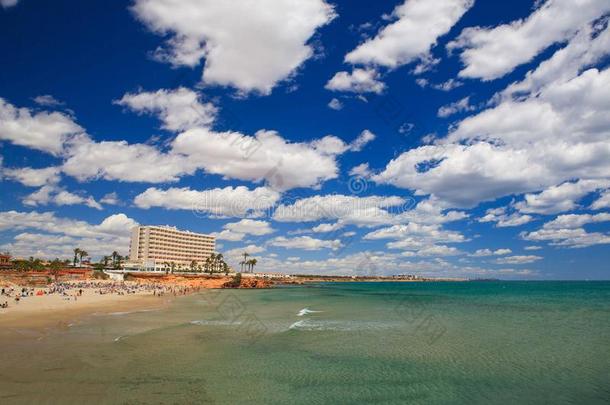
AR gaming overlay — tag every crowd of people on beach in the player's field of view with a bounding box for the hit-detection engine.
[1,286,35,307]
[0,280,204,310]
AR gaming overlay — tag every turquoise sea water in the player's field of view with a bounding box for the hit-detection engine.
[1,281,609,404]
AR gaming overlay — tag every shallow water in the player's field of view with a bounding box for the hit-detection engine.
[1,281,609,404]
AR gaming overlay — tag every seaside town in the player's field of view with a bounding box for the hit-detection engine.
[0,225,434,315]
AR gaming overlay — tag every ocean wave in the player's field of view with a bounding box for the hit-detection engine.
[288,319,397,332]
[296,308,322,316]
[288,320,307,330]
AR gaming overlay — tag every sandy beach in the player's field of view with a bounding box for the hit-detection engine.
[0,281,173,328]
[0,273,278,331]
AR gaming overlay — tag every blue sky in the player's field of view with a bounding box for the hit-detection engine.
[1,0,609,279]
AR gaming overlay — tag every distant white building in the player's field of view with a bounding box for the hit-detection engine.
[127,225,215,271]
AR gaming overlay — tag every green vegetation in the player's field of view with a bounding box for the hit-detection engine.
[12,257,45,271]
[4,256,70,273]
[3,246,239,276]
[240,252,250,272]
[92,270,109,280]
[72,247,90,266]
[170,253,231,275]
[111,251,126,269]
[240,256,257,273]
[226,272,242,288]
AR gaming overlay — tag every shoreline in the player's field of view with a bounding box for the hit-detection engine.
[0,288,171,329]
[0,274,466,329]
[0,273,275,329]
[0,278,200,329]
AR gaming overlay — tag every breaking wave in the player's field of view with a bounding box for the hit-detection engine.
[288,319,396,332]
[297,308,322,316]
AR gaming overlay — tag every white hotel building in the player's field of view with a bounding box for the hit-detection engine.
[128,225,215,271]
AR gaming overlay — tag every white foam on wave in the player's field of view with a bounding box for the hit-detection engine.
[114,335,125,342]
[289,320,307,330]
[297,308,322,316]
[288,319,397,332]
[289,319,358,331]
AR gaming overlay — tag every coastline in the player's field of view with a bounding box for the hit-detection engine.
[0,271,277,329]
[0,288,170,329]
[0,273,467,329]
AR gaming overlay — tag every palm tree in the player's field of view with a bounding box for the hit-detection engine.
[215,254,224,273]
[79,250,88,265]
[111,251,119,267]
[223,262,229,275]
[190,260,197,272]
[242,252,250,272]
[73,248,81,267]
[203,256,212,274]
[249,258,257,273]
[115,255,124,269]
[210,253,219,273]
[170,261,176,274]
[102,255,110,267]
[206,255,214,275]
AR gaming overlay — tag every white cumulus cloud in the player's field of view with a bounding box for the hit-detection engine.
[374,67,610,208]
[2,166,61,187]
[269,235,342,251]
[115,87,217,132]
[134,186,280,218]
[325,68,386,94]
[346,0,474,68]
[448,0,610,80]
[0,98,84,156]
[0,211,137,258]
[131,0,336,94]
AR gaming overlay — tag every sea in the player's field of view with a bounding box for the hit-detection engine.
[1,281,609,404]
